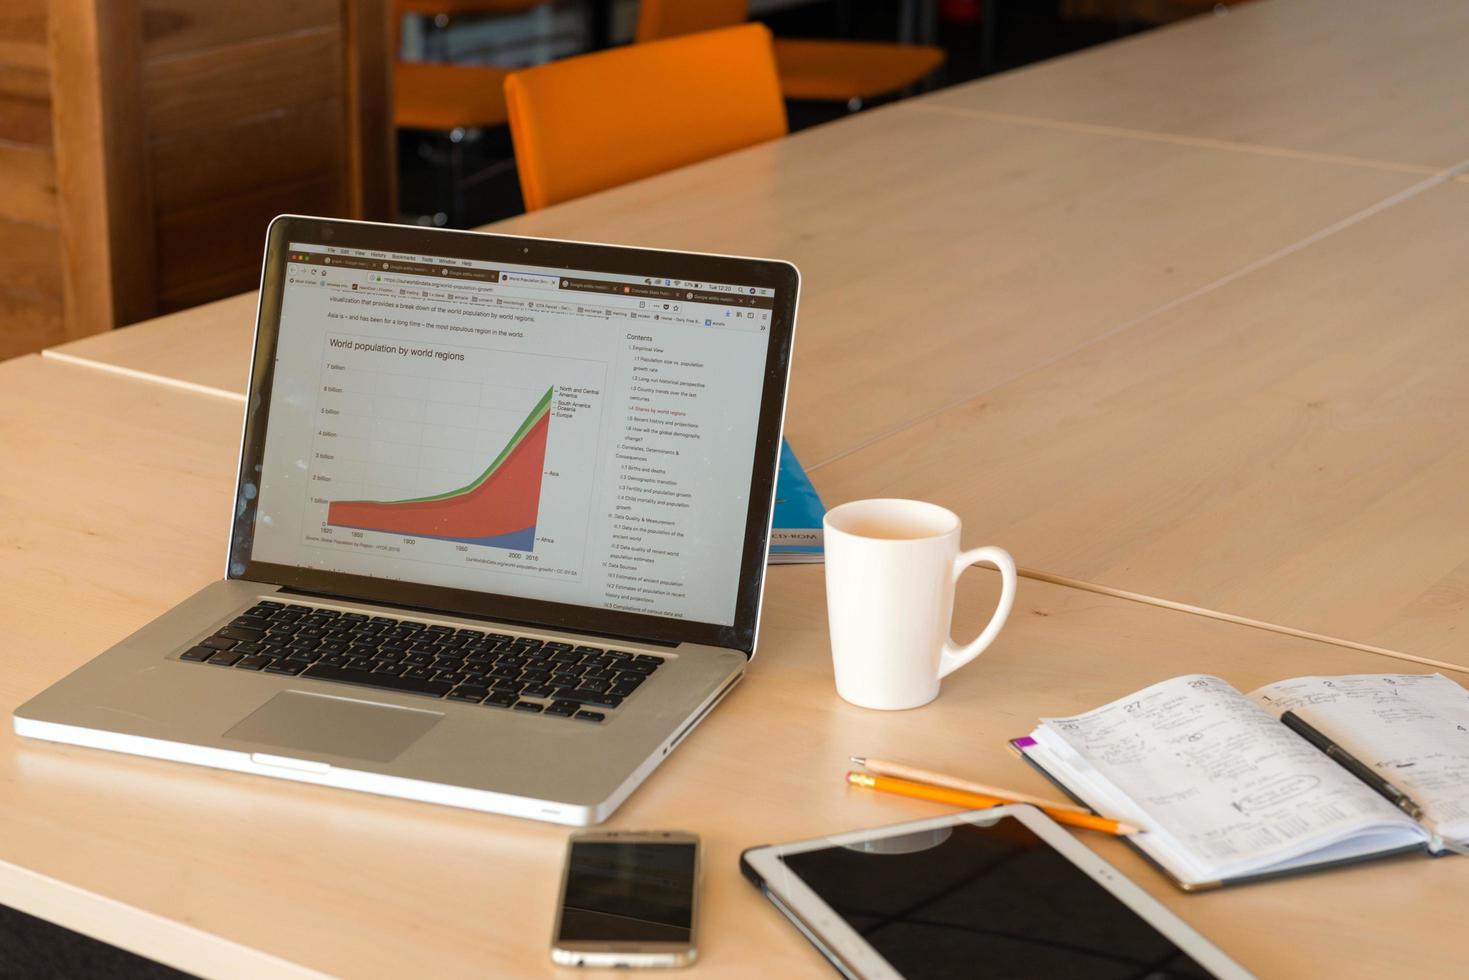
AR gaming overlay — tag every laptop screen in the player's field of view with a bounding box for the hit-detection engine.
[243,228,789,638]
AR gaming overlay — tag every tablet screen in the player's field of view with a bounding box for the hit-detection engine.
[780,816,1214,979]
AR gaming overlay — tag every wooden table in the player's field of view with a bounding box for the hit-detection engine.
[11,0,1469,975]
[924,0,1469,172]
[815,180,1469,670]
[48,90,1469,669]
[46,101,1423,466]
[1,354,1464,979]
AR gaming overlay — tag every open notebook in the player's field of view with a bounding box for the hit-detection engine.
[1012,673,1469,890]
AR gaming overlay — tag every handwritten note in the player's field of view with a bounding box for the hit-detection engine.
[1038,675,1412,878]
[1251,673,1469,841]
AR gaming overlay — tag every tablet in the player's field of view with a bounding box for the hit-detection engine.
[741,806,1253,979]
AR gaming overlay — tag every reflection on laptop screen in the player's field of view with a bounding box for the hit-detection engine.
[250,242,776,627]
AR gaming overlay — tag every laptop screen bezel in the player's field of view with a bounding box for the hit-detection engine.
[227,215,798,656]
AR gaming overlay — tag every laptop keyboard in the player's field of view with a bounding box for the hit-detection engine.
[178,601,666,723]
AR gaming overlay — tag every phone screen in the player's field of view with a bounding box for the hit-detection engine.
[557,841,696,943]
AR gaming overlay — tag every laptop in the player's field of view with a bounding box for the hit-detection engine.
[15,215,799,826]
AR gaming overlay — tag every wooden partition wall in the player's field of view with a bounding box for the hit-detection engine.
[0,0,393,361]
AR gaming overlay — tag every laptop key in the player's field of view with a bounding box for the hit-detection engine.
[482,691,517,708]
[234,655,272,671]
[521,684,555,699]
[551,688,623,709]
[448,685,489,702]
[202,636,236,651]
[574,711,606,723]
[545,701,579,717]
[513,701,544,713]
[265,660,306,675]
[301,663,452,698]
[207,651,242,667]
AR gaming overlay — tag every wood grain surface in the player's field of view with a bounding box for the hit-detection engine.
[923,0,1469,172]
[812,181,1469,670]
[1,357,1465,978]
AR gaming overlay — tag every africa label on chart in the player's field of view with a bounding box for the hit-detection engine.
[300,333,607,582]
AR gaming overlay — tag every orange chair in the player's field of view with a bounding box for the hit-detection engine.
[634,0,945,108]
[393,1,548,222]
[393,0,548,133]
[504,24,787,211]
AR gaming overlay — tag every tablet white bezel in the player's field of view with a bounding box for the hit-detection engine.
[741,805,1254,980]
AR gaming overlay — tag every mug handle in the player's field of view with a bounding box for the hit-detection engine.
[938,546,1017,679]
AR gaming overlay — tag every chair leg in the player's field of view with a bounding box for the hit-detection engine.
[981,0,998,73]
[450,128,467,227]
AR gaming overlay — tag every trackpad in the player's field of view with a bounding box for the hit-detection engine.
[224,691,443,763]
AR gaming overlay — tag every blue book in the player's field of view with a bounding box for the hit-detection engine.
[769,439,825,564]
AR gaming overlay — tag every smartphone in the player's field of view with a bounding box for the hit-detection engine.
[550,830,700,968]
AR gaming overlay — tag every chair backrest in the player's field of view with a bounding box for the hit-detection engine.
[634,0,747,43]
[504,23,787,211]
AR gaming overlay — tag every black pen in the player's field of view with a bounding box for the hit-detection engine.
[1280,710,1425,821]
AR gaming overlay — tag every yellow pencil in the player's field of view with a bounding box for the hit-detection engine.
[846,771,1142,837]
[851,756,1092,815]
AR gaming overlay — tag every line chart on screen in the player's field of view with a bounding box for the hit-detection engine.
[298,334,607,580]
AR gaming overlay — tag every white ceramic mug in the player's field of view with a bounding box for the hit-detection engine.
[823,499,1017,710]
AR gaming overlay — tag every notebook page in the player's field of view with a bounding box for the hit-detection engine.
[1037,675,1417,879]
[1250,673,1469,842]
